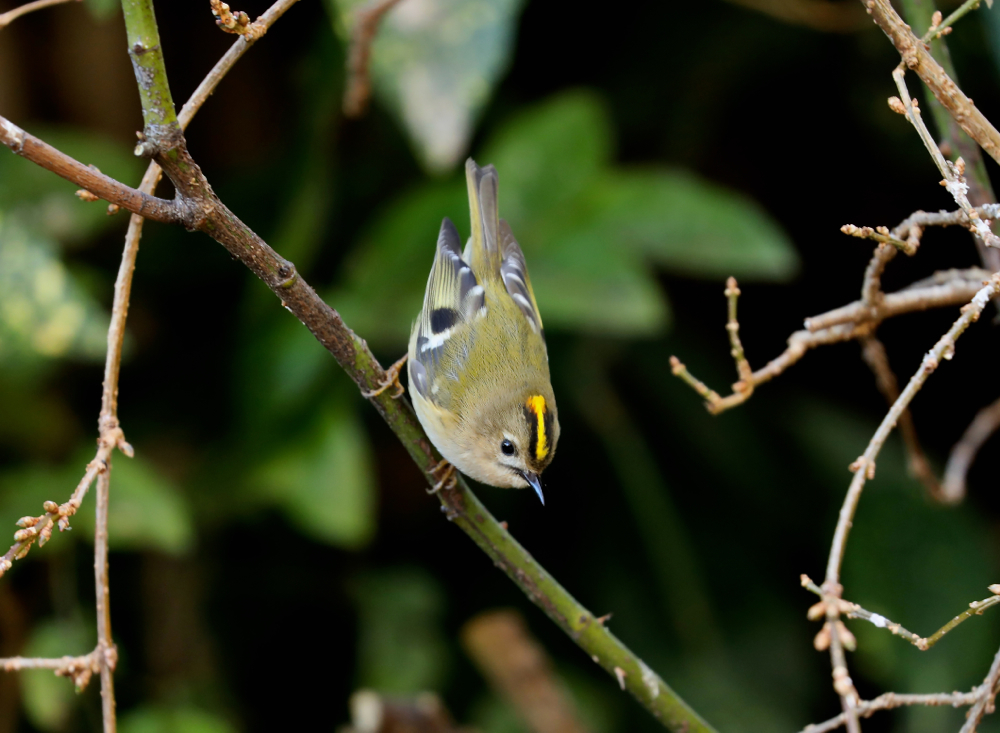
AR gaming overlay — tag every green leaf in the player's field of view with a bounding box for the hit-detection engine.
[253,393,376,548]
[327,0,526,172]
[84,0,121,19]
[527,219,669,335]
[0,216,109,364]
[120,705,236,733]
[20,617,91,731]
[588,170,800,281]
[354,567,449,692]
[479,90,613,229]
[72,452,195,555]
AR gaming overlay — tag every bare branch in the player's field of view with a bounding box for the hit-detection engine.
[890,67,1000,248]
[961,643,1000,733]
[825,275,1000,586]
[865,0,1000,166]
[801,690,980,733]
[0,117,186,225]
[671,270,987,414]
[0,0,79,29]
[942,395,1000,503]
[803,576,1000,650]
[859,337,942,500]
[342,0,405,117]
[0,652,99,691]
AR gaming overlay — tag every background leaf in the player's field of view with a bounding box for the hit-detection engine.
[252,391,376,549]
[19,617,91,732]
[327,0,527,172]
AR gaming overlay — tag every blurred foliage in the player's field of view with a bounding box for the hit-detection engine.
[0,1,999,733]
[20,617,91,731]
[333,90,797,345]
[328,0,527,172]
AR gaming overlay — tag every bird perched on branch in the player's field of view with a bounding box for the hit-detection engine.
[405,158,560,504]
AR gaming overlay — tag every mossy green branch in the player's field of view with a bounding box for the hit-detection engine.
[79,2,718,728]
[121,0,178,138]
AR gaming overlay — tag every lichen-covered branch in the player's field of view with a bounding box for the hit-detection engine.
[865,0,1000,166]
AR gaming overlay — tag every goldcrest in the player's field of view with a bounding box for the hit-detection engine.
[407,159,559,503]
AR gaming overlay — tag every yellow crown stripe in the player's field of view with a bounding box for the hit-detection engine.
[526,395,548,461]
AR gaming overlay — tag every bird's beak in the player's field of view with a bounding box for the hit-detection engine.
[520,470,545,505]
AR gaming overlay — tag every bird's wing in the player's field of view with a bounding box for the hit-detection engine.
[408,217,485,401]
[498,219,543,335]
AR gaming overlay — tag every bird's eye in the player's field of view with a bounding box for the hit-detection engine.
[501,439,515,456]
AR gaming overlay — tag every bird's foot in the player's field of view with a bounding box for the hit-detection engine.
[362,353,408,399]
[427,460,457,494]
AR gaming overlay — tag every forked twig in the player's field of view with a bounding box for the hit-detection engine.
[859,336,942,500]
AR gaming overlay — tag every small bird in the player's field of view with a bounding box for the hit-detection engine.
[406,158,559,504]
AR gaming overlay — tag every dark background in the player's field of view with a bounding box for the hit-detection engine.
[0,1,999,732]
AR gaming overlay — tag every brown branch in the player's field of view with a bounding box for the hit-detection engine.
[0,117,187,225]
[461,610,592,733]
[961,643,1000,733]
[804,576,1000,651]
[805,268,987,332]
[819,276,1000,728]
[0,652,99,690]
[825,275,1000,587]
[865,0,1000,166]
[801,690,980,733]
[670,270,986,414]
[342,0,405,117]
[859,336,943,500]
[0,0,78,29]
[889,66,1000,248]
[942,395,1000,503]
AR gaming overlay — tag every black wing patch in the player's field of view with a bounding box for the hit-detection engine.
[430,307,459,334]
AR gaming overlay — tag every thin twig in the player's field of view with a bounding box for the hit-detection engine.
[0,116,186,224]
[803,576,1000,650]
[889,67,1000,248]
[825,275,1000,586]
[671,271,986,413]
[942,395,1000,503]
[960,644,1000,733]
[898,0,1000,274]
[0,0,78,29]
[342,0,405,117]
[920,0,982,42]
[866,0,1000,166]
[820,276,1000,724]
[93,469,115,732]
[805,268,988,332]
[859,336,942,500]
[0,652,99,690]
[801,690,980,733]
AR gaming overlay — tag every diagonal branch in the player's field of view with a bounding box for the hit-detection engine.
[0,1,720,729]
[0,117,186,224]
[865,0,1000,166]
